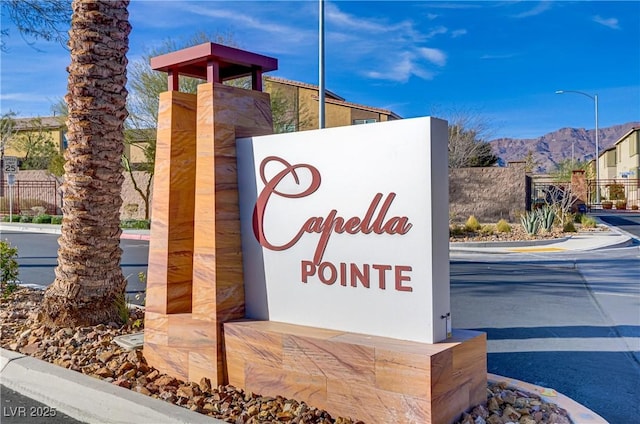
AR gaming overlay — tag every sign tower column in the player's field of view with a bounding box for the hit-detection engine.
[144,42,277,384]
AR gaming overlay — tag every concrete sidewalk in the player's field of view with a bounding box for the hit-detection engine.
[2,221,635,251]
[0,222,150,241]
[450,229,634,254]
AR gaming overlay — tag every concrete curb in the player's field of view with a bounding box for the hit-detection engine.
[488,373,608,423]
[0,223,150,241]
[0,348,225,424]
[451,235,572,249]
[1,347,608,424]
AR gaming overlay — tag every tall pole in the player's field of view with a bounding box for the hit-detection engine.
[594,94,599,203]
[318,0,325,129]
[555,90,600,203]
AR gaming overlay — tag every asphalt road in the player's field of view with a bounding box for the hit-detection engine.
[0,230,148,304]
[594,212,640,239]
[1,385,84,424]
[1,216,639,423]
[451,246,640,424]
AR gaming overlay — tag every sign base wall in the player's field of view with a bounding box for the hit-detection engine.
[224,321,487,424]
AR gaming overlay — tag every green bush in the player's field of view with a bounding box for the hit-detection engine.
[496,219,512,233]
[563,221,577,232]
[1,240,19,297]
[580,215,597,228]
[2,214,22,222]
[51,215,63,225]
[449,225,465,236]
[464,215,481,232]
[479,224,494,235]
[120,219,151,230]
[32,214,52,224]
[19,215,32,223]
[606,183,625,201]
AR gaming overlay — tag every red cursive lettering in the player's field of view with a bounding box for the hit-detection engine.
[253,156,413,264]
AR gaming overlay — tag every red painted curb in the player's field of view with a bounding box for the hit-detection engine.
[120,233,150,241]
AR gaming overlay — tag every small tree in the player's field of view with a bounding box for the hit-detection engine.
[543,184,575,227]
[551,158,593,182]
[522,149,542,174]
[433,107,498,168]
[6,118,60,170]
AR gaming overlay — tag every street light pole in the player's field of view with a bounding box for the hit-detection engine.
[555,90,600,203]
[318,0,325,129]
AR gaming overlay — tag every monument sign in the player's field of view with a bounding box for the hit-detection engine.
[143,42,486,424]
[237,118,451,343]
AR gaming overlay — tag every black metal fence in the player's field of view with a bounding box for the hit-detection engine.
[587,178,640,210]
[0,180,60,215]
[532,178,640,211]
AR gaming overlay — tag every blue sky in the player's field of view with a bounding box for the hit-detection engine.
[1,0,639,139]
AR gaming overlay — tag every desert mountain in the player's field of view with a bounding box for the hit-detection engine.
[490,122,639,173]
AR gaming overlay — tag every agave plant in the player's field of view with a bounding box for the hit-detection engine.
[520,211,540,235]
[536,205,555,232]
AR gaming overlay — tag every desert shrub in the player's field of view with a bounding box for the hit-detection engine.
[479,224,495,235]
[536,205,555,232]
[464,215,481,232]
[1,240,19,297]
[615,200,627,210]
[496,219,511,233]
[520,211,539,235]
[51,215,63,224]
[606,183,625,201]
[563,221,577,232]
[19,215,32,223]
[580,215,597,228]
[32,214,52,224]
[449,225,466,236]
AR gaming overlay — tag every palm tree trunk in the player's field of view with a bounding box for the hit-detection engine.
[42,0,131,327]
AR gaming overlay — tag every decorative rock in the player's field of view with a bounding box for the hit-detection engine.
[97,351,115,363]
[177,385,195,399]
[199,377,212,393]
[1,288,575,424]
[155,375,178,387]
[134,385,152,396]
[94,367,114,378]
[503,405,521,421]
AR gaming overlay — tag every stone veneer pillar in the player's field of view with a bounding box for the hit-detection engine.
[144,84,273,383]
[143,43,277,384]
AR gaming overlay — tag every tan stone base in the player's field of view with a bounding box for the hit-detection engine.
[224,321,487,424]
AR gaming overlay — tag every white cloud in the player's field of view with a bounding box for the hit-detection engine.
[593,15,620,30]
[418,48,447,66]
[364,52,436,83]
[512,1,552,18]
[185,5,299,37]
[451,29,467,38]
[425,26,448,39]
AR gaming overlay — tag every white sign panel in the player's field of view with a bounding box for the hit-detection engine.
[237,117,450,343]
[3,156,18,175]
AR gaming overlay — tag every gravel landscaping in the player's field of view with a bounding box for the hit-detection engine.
[1,287,574,423]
